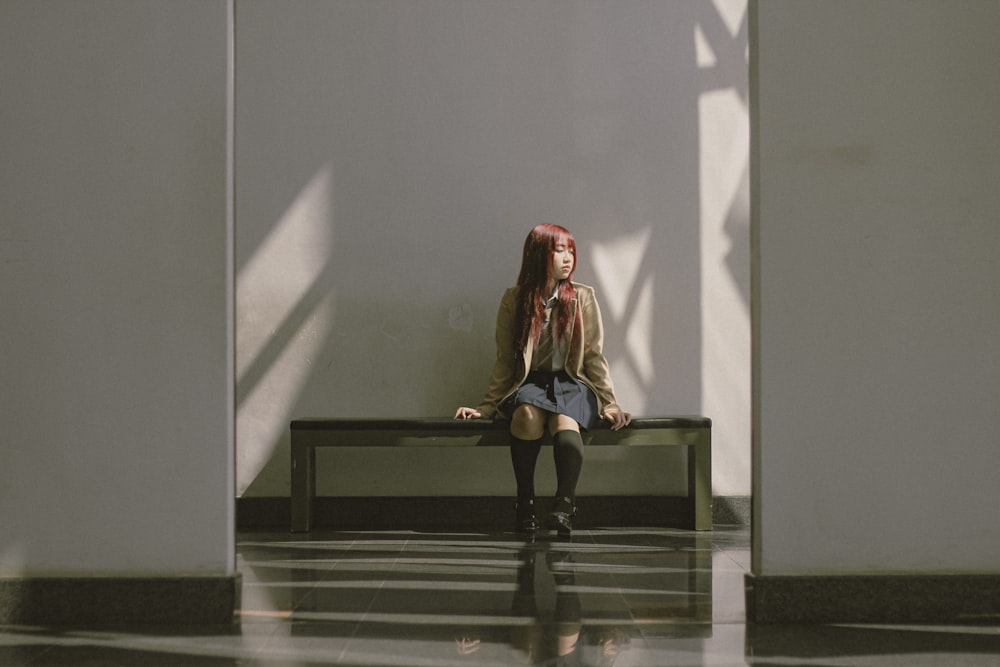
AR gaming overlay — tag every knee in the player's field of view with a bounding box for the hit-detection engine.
[511,405,545,440]
[549,413,580,435]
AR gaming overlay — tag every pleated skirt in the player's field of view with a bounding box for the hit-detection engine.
[500,370,599,430]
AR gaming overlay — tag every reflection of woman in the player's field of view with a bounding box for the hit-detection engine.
[510,547,582,666]
[455,225,630,535]
[509,546,632,667]
[454,543,632,666]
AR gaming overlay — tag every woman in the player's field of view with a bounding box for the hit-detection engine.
[455,224,631,535]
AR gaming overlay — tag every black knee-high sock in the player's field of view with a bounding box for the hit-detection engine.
[553,430,585,500]
[510,435,542,498]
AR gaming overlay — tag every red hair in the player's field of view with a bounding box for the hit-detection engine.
[513,224,578,352]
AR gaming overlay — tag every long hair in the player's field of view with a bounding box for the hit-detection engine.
[513,224,578,352]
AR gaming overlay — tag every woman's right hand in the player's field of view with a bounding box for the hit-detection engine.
[454,407,482,420]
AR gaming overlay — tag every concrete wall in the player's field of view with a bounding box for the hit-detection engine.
[753,0,1000,575]
[235,0,751,501]
[0,1,233,576]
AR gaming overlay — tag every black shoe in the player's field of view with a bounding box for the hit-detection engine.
[547,496,576,536]
[515,497,538,535]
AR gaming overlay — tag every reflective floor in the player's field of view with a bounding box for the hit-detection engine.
[3,524,1000,665]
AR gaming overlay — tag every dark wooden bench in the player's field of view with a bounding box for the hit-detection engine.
[289,416,712,532]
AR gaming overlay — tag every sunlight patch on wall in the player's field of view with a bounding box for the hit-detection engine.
[237,164,335,378]
[625,274,656,387]
[591,226,652,323]
[236,164,336,495]
[712,0,748,37]
[695,25,717,69]
[698,0,747,70]
[237,292,335,495]
[697,0,751,496]
[591,226,654,415]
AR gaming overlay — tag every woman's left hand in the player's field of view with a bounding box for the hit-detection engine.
[603,407,632,431]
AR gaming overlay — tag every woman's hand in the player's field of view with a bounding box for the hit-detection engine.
[454,407,482,420]
[603,407,632,431]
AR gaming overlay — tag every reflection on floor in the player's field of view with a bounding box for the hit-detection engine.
[3,525,1000,665]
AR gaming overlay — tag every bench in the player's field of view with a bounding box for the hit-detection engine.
[289,416,712,532]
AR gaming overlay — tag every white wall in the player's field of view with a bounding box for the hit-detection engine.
[235,0,751,500]
[0,1,233,575]
[754,0,1000,574]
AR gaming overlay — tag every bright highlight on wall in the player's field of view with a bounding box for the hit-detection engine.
[236,164,337,495]
[592,0,750,494]
[591,226,656,416]
[699,0,751,496]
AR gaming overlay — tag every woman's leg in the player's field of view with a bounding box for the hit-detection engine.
[510,405,546,532]
[546,414,584,534]
[549,414,584,505]
[510,407,545,494]
[511,404,547,441]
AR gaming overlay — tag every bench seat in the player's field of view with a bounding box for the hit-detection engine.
[290,416,712,532]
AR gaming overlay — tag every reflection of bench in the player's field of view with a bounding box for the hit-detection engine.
[289,417,712,533]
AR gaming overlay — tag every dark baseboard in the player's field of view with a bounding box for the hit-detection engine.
[237,495,752,531]
[0,575,240,626]
[746,573,1000,624]
[712,495,751,525]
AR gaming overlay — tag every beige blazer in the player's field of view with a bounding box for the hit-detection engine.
[475,282,620,419]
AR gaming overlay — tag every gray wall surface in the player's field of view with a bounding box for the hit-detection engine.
[0,1,233,575]
[753,0,1000,574]
[235,0,752,501]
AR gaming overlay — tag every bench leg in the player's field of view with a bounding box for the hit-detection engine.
[689,431,713,530]
[687,533,714,620]
[291,442,315,532]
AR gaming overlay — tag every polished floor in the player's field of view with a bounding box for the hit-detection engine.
[3,524,1000,665]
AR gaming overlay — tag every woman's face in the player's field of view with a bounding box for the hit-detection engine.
[549,236,575,283]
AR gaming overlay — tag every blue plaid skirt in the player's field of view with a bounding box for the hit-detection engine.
[500,370,599,430]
